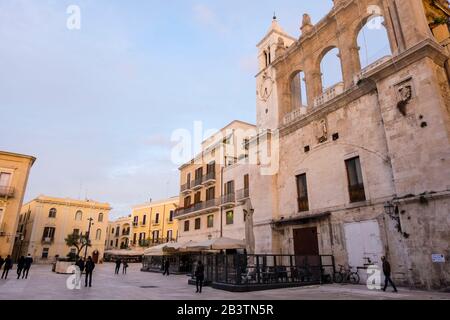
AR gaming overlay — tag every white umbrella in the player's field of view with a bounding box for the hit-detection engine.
[184,237,246,252]
[105,249,144,256]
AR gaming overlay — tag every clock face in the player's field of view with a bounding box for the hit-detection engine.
[258,75,274,102]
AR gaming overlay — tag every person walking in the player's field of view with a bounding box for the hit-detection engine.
[115,258,122,275]
[0,256,4,271]
[163,259,170,276]
[22,254,33,279]
[75,257,85,274]
[84,256,95,288]
[122,261,129,275]
[16,256,26,279]
[381,256,398,293]
[1,255,13,280]
[194,260,205,294]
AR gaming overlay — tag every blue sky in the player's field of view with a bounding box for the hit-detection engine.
[0,0,390,219]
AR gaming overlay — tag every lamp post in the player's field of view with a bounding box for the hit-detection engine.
[83,217,94,261]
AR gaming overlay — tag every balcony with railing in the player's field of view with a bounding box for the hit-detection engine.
[202,171,216,186]
[192,178,203,191]
[180,182,192,195]
[220,193,236,209]
[236,188,250,202]
[354,55,392,84]
[313,82,344,108]
[41,237,54,244]
[132,222,138,227]
[139,238,177,248]
[0,186,14,198]
[174,199,220,219]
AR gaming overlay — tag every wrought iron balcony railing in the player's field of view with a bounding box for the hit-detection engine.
[0,186,14,198]
[236,188,250,201]
[174,199,220,218]
[220,193,236,207]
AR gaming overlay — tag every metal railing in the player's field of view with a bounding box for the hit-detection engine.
[236,189,250,201]
[0,186,14,198]
[139,238,177,247]
[192,178,203,188]
[221,193,236,206]
[202,171,216,183]
[41,237,54,244]
[198,254,335,287]
[181,182,192,193]
[174,199,220,218]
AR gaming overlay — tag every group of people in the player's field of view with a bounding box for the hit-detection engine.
[74,256,96,287]
[0,254,33,280]
[114,259,129,275]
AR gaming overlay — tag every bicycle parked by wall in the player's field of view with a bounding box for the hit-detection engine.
[333,264,360,284]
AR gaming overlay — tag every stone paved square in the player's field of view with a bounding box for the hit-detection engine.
[0,264,448,300]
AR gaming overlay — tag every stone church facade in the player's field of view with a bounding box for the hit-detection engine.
[250,0,450,290]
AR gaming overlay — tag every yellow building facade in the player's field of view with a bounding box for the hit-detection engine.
[131,197,179,248]
[0,151,36,257]
[15,196,111,263]
[106,215,132,250]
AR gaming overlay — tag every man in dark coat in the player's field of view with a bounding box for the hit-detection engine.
[195,261,205,294]
[22,254,33,279]
[85,256,95,287]
[1,255,13,279]
[115,259,122,275]
[162,259,170,276]
[16,256,26,279]
[75,257,85,274]
[381,256,398,293]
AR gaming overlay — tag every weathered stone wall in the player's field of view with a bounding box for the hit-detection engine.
[250,0,450,290]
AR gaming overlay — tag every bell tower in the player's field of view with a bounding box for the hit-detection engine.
[256,15,296,132]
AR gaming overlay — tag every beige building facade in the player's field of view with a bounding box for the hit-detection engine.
[131,197,179,248]
[15,196,111,263]
[0,151,35,258]
[175,121,255,243]
[249,0,450,290]
[106,215,132,250]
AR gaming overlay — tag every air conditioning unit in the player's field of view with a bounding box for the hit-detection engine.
[44,237,52,243]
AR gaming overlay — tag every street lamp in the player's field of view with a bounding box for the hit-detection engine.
[83,217,94,261]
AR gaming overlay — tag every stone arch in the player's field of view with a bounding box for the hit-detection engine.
[289,68,308,111]
[317,45,344,92]
[354,13,393,69]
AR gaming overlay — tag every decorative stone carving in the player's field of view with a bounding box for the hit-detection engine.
[396,80,414,116]
[315,118,328,143]
[275,37,286,57]
[301,14,313,35]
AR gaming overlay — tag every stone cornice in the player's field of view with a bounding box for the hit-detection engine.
[31,197,111,211]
